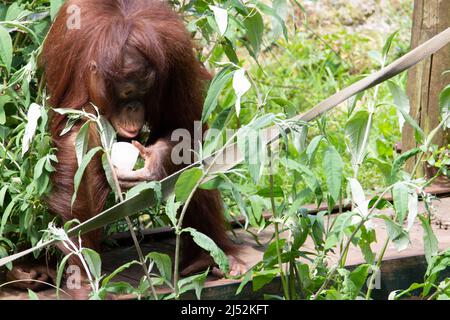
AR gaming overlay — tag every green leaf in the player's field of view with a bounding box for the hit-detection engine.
[418,215,438,264]
[75,121,91,166]
[306,135,323,163]
[387,81,424,137]
[201,67,234,122]
[347,92,363,117]
[243,9,264,57]
[5,3,22,20]
[27,289,39,300]
[71,147,103,207]
[256,186,284,198]
[165,194,181,227]
[209,5,228,36]
[380,215,410,251]
[183,228,229,273]
[390,147,421,182]
[0,25,12,74]
[382,30,399,60]
[126,181,161,200]
[236,271,252,295]
[0,185,8,208]
[81,248,102,280]
[172,270,208,300]
[101,153,119,200]
[0,197,17,236]
[439,84,450,128]
[256,2,288,41]
[345,110,369,165]
[50,0,64,21]
[56,253,72,299]
[101,260,139,287]
[0,95,11,125]
[392,182,409,224]
[147,252,172,282]
[323,145,343,202]
[99,117,116,150]
[252,270,278,291]
[343,264,370,299]
[175,168,203,203]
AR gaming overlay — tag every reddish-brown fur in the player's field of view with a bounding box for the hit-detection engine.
[41,0,236,277]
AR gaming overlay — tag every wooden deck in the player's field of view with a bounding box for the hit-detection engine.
[1,194,449,300]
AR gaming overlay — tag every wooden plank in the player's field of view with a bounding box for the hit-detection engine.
[1,197,449,300]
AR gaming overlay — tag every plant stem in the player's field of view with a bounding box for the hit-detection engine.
[104,147,158,300]
[173,175,205,297]
[267,145,290,300]
[312,186,392,300]
[365,236,389,299]
[428,282,450,300]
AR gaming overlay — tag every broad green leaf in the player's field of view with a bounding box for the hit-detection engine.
[392,182,409,224]
[349,178,368,217]
[387,81,409,130]
[387,81,424,137]
[237,126,264,183]
[165,194,181,227]
[71,147,103,207]
[390,147,421,182]
[256,186,284,198]
[257,1,288,41]
[380,215,410,251]
[345,110,370,165]
[5,2,22,20]
[175,168,203,203]
[253,270,278,291]
[0,25,12,74]
[323,146,343,202]
[75,121,91,166]
[343,264,370,299]
[173,270,208,300]
[81,248,102,280]
[201,67,234,123]
[147,252,172,282]
[50,0,64,21]
[33,157,47,181]
[418,215,438,264]
[243,9,264,57]
[306,135,323,162]
[183,228,229,273]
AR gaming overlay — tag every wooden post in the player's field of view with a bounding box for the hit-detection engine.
[403,0,450,174]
